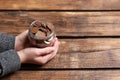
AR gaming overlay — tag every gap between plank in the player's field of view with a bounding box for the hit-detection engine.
[0,10,120,12]
[20,67,120,71]
[57,36,120,39]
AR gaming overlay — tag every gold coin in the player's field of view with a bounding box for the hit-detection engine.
[31,27,39,34]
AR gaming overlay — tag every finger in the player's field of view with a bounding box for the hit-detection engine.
[50,37,56,46]
[36,53,53,64]
[35,39,60,64]
[37,47,55,56]
[18,30,29,45]
[53,38,60,53]
[36,38,60,62]
[53,38,60,49]
[23,30,29,35]
[20,30,29,38]
[50,38,56,46]
[49,38,60,59]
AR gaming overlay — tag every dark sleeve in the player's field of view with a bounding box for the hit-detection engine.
[0,33,15,52]
[0,33,21,77]
[0,50,21,77]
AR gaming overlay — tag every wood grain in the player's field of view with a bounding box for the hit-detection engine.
[0,12,120,36]
[2,70,120,80]
[59,38,120,53]
[0,0,120,10]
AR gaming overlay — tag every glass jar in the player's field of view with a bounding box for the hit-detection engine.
[28,20,55,48]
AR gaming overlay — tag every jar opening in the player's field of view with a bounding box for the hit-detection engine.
[29,20,55,41]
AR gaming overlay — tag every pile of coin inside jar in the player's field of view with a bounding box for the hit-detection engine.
[28,20,55,48]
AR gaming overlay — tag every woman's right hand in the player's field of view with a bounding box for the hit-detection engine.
[17,38,60,65]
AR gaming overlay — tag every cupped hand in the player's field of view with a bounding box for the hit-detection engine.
[17,38,60,65]
[15,30,30,51]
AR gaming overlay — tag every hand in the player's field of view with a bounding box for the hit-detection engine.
[17,38,60,65]
[15,30,30,51]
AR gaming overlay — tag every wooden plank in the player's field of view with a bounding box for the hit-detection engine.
[0,12,120,36]
[2,70,120,80]
[59,39,120,53]
[0,0,120,10]
[20,38,120,69]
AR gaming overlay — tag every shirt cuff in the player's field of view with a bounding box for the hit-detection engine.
[0,33,15,52]
[0,49,21,77]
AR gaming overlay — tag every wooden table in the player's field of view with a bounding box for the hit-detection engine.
[1,0,120,80]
